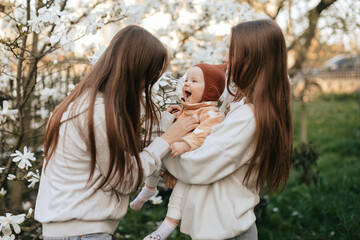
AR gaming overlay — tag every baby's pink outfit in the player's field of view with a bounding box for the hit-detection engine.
[178,101,225,151]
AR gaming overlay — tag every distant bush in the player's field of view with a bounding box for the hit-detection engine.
[292,142,320,186]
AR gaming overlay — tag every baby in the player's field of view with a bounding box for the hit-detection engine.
[130,63,227,240]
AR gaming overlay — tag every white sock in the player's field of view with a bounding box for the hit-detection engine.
[143,219,177,240]
[130,187,157,210]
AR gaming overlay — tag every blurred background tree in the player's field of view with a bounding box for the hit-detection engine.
[240,0,359,73]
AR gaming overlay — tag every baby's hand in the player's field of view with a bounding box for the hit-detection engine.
[167,105,182,117]
[170,141,191,158]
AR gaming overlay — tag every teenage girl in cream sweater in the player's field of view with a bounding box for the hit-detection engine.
[35,25,198,240]
[153,19,293,240]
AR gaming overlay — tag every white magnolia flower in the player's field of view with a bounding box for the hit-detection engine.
[36,107,49,119]
[6,175,15,181]
[25,171,34,178]
[22,201,31,211]
[31,121,43,130]
[38,6,63,25]
[27,176,40,188]
[0,101,18,123]
[27,12,44,34]
[10,147,36,170]
[123,5,146,24]
[0,213,25,235]
[0,167,5,174]
[0,233,15,240]
[0,188,7,197]
[0,75,10,89]
[40,87,58,101]
[0,215,24,235]
[155,96,164,106]
[49,30,77,52]
[27,5,64,34]
[88,45,106,66]
[26,208,33,218]
[6,138,16,146]
[68,83,76,92]
[80,14,104,35]
[159,80,169,87]
[27,169,40,188]
[149,195,163,205]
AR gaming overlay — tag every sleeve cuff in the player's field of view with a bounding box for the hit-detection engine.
[147,137,170,159]
[160,112,176,131]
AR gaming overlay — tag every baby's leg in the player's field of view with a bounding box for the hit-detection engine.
[166,180,186,220]
[130,173,160,210]
[143,181,187,240]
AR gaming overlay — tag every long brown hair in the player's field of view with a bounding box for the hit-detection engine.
[227,19,293,192]
[44,25,168,191]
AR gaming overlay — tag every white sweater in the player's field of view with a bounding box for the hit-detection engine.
[34,93,169,237]
[162,98,260,240]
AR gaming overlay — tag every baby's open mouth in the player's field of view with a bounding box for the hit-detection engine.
[185,90,192,98]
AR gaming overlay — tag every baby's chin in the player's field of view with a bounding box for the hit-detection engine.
[184,97,198,104]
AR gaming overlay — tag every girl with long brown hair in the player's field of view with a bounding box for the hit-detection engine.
[34,25,199,240]
[156,19,293,240]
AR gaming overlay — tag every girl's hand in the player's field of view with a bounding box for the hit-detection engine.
[160,171,177,189]
[161,117,199,145]
[170,141,191,158]
[167,105,182,117]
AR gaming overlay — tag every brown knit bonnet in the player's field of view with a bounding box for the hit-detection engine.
[194,63,227,101]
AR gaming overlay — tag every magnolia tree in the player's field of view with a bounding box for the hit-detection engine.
[0,0,262,238]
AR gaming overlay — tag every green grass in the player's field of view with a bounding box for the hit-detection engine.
[258,93,360,240]
[115,93,360,239]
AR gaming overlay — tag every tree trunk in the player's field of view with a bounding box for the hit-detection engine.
[300,100,307,144]
[10,0,40,212]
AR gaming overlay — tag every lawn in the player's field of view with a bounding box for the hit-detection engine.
[258,93,360,240]
[115,93,360,240]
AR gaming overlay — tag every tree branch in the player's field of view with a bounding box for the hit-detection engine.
[289,0,337,74]
[272,0,285,19]
[0,0,31,189]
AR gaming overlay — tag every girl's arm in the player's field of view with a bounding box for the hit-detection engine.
[162,104,256,185]
[93,115,169,193]
[93,104,198,193]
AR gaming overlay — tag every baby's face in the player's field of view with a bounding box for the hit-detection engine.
[183,66,205,104]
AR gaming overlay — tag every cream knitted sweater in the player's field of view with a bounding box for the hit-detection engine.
[163,98,259,240]
[35,92,169,237]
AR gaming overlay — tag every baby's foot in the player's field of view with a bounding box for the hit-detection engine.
[130,187,158,210]
[143,219,176,240]
[143,233,162,240]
